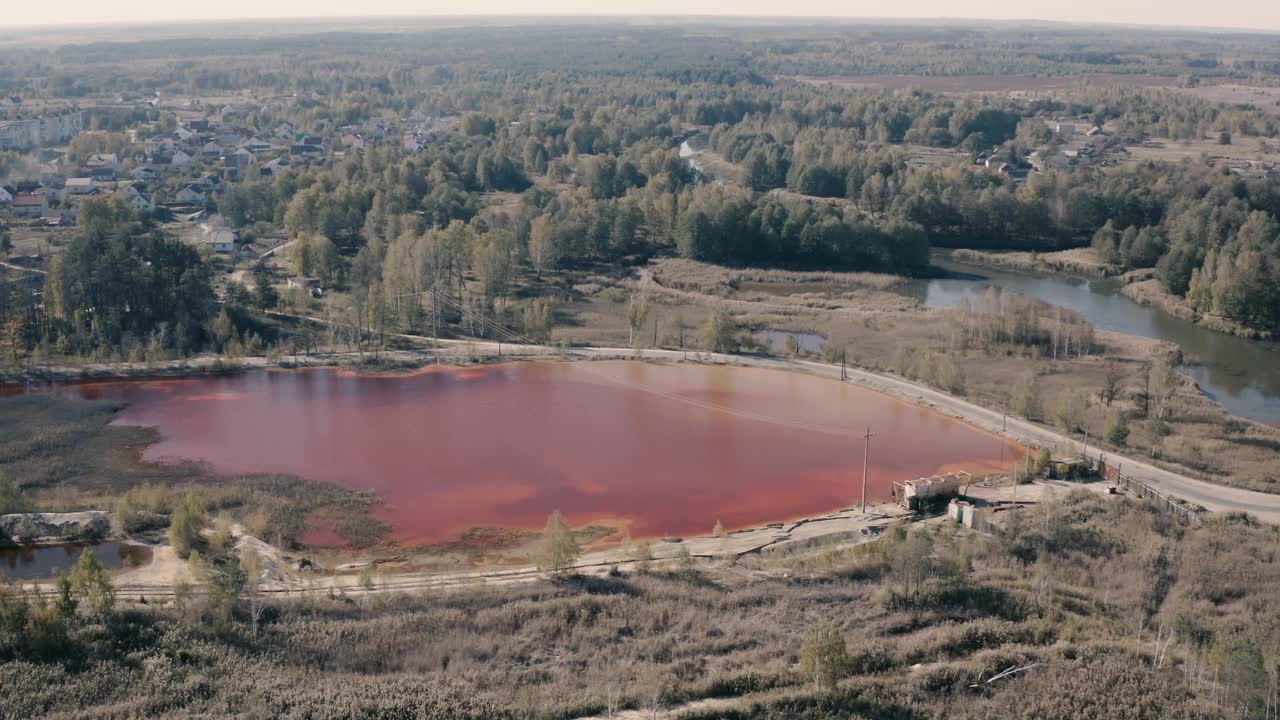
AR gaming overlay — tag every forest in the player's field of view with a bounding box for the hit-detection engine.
[0,22,1278,360]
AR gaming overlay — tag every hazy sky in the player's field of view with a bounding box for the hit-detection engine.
[4,0,1280,31]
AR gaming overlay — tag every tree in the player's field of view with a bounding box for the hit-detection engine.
[69,549,115,618]
[535,510,579,576]
[799,620,849,692]
[254,273,279,310]
[527,215,555,278]
[1107,413,1131,447]
[168,495,207,559]
[626,292,650,347]
[783,334,800,357]
[1,315,25,365]
[703,307,739,353]
[1150,360,1178,422]
[1100,361,1125,407]
[0,474,27,514]
[1055,391,1090,434]
[1010,371,1043,421]
[241,544,266,640]
[53,575,77,619]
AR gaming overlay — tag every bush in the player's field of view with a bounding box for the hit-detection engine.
[799,620,849,692]
[168,495,208,559]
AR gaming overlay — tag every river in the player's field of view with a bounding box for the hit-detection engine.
[901,255,1280,425]
[55,361,1021,547]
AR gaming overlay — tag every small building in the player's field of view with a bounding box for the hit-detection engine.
[12,193,47,217]
[1043,457,1092,481]
[894,472,971,511]
[0,186,12,205]
[195,222,237,253]
[90,167,116,182]
[171,150,193,167]
[287,276,323,297]
[176,185,206,205]
[243,137,273,154]
[86,153,120,170]
[65,177,96,195]
[259,157,290,177]
[947,499,989,530]
[118,185,154,214]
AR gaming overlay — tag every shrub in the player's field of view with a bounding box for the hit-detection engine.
[799,621,849,692]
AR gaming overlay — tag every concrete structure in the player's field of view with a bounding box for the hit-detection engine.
[947,499,988,530]
[894,472,970,511]
[0,111,82,150]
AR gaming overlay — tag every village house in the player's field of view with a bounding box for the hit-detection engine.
[243,137,273,154]
[86,153,120,170]
[11,193,47,217]
[118,185,155,214]
[171,150,194,167]
[65,177,96,195]
[196,222,237,253]
[259,157,290,176]
[90,167,116,182]
[175,185,207,205]
[0,186,12,205]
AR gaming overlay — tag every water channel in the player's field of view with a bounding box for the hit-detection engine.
[901,254,1280,424]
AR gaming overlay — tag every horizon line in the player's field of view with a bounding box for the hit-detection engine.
[2,13,1279,36]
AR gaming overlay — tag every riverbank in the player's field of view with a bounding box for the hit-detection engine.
[949,248,1118,277]
[947,248,1274,340]
[1121,278,1273,340]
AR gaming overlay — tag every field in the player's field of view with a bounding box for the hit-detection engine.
[789,73,1180,96]
[1170,83,1280,115]
[1122,134,1280,165]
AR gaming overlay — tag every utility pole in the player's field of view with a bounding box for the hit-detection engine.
[840,348,847,381]
[860,427,877,514]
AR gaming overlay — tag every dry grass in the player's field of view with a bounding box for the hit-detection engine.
[0,394,393,549]
[2,491,1245,719]
[950,248,1118,278]
[653,257,905,294]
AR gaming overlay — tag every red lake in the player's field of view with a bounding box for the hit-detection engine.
[58,361,1022,546]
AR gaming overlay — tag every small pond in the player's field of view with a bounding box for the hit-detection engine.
[754,330,827,355]
[0,542,153,581]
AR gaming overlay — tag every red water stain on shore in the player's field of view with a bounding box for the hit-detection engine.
[57,361,1023,546]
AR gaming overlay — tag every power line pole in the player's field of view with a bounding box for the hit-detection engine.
[860,427,877,514]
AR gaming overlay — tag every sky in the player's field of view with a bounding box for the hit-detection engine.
[3,0,1280,31]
